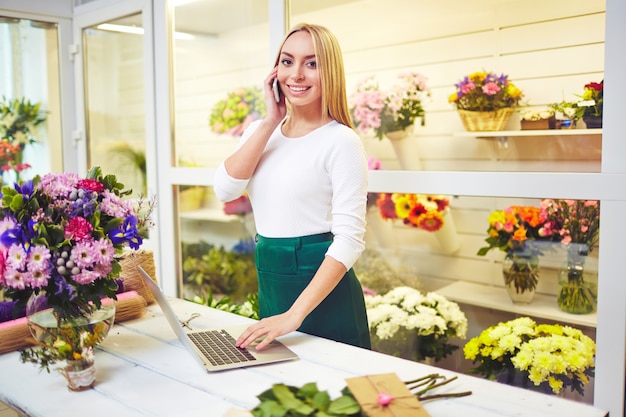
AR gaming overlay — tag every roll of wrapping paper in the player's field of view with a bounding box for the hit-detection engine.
[0,291,148,355]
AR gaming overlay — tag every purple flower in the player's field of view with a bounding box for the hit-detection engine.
[108,215,143,250]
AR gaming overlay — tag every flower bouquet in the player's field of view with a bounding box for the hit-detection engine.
[350,72,430,140]
[477,205,557,302]
[375,193,450,232]
[365,286,467,362]
[209,86,266,136]
[449,71,523,131]
[463,317,596,395]
[0,166,152,382]
[541,199,600,314]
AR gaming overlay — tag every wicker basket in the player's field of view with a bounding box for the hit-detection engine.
[457,108,514,131]
[119,250,158,304]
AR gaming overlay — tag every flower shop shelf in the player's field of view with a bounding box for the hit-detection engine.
[453,128,602,140]
[437,281,597,328]
[178,208,241,223]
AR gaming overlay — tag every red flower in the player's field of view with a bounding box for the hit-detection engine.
[77,179,104,193]
[64,217,94,241]
[376,194,398,220]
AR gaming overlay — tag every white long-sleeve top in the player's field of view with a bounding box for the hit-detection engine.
[213,120,368,269]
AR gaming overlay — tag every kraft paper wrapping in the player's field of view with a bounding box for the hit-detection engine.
[0,291,147,354]
[345,373,431,417]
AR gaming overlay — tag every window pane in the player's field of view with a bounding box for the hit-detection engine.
[0,17,62,182]
[83,13,147,198]
[172,0,269,302]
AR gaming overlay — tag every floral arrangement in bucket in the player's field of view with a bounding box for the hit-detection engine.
[209,86,266,136]
[463,317,596,395]
[449,71,523,131]
[350,72,430,140]
[375,193,450,232]
[541,199,600,314]
[365,286,467,362]
[0,167,153,380]
[477,205,558,301]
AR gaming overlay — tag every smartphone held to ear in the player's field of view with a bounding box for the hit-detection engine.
[272,78,281,103]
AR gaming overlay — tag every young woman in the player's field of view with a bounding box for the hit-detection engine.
[213,23,370,350]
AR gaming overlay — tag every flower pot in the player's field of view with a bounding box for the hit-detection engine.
[58,358,96,391]
[520,116,556,130]
[502,251,539,304]
[582,115,602,129]
[384,129,422,170]
[557,247,597,314]
[457,108,514,132]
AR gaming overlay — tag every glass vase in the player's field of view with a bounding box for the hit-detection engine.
[502,251,539,304]
[557,246,597,314]
[26,292,116,347]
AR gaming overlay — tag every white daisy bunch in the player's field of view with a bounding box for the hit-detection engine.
[365,286,467,346]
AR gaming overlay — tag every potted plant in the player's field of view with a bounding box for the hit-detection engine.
[548,100,583,129]
[463,316,596,396]
[448,71,523,131]
[576,80,603,128]
[519,107,556,130]
[0,96,47,183]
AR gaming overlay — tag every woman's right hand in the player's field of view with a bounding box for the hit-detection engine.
[264,67,287,122]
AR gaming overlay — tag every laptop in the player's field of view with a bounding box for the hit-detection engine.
[137,266,298,372]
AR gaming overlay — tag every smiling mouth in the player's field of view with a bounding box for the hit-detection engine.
[288,85,310,93]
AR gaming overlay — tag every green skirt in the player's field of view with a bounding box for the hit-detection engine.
[255,232,371,349]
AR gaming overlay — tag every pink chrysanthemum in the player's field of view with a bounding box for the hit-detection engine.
[4,268,26,290]
[91,238,115,265]
[7,244,27,270]
[37,172,81,199]
[72,270,99,285]
[71,241,96,269]
[100,189,133,218]
[27,246,52,272]
[28,269,49,288]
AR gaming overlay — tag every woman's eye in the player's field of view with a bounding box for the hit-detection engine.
[280,58,292,66]
[306,61,317,68]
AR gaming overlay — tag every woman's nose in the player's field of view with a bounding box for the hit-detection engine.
[290,67,304,81]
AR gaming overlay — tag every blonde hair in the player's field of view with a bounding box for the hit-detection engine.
[274,23,354,128]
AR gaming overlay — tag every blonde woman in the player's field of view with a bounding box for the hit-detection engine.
[213,23,370,350]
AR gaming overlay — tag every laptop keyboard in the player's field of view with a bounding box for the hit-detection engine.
[188,330,256,366]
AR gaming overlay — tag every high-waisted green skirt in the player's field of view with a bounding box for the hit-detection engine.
[255,232,371,349]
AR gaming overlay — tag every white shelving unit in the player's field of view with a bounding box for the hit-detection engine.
[437,281,597,328]
[453,128,602,140]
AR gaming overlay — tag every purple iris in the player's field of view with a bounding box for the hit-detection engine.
[108,215,143,250]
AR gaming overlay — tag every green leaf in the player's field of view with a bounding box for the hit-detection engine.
[252,399,288,417]
[327,396,361,415]
[311,390,331,411]
[272,384,315,414]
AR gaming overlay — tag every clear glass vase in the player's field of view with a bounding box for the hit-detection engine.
[502,251,539,304]
[557,246,597,314]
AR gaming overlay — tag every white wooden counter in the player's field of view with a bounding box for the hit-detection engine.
[0,298,608,417]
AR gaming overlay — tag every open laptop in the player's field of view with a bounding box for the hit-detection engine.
[137,266,298,372]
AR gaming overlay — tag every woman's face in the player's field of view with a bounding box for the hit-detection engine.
[277,31,322,109]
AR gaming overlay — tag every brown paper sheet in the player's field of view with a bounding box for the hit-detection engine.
[345,373,431,417]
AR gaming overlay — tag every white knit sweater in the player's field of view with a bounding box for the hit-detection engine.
[213,120,368,269]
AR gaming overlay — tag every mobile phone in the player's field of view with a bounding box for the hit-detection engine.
[272,78,281,103]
